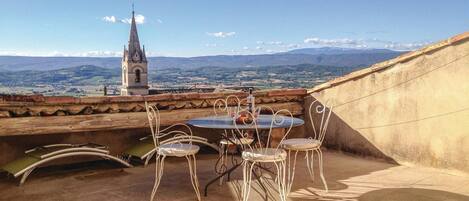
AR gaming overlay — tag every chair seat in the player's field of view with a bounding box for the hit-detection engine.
[242,148,287,162]
[280,138,321,151]
[220,137,254,145]
[158,143,200,157]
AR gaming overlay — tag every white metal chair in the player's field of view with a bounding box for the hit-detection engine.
[213,95,254,185]
[280,98,332,194]
[146,102,205,201]
[236,106,295,201]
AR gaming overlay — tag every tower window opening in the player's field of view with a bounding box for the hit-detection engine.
[135,69,141,83]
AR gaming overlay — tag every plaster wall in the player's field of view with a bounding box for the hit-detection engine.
[308,39,469,173]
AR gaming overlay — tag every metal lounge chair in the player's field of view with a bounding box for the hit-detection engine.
[0,143,132,186]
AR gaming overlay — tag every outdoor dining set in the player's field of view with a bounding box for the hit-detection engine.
[0,91,332,201]
[144,91,333,201]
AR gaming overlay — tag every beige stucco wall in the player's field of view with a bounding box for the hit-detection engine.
[308,38,469,173]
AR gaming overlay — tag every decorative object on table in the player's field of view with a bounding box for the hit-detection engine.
[236,105,295,201]
[145,102,207,201]
[235,110,255,124]
[280,97,333,194]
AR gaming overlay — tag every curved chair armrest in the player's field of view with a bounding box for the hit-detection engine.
[155,130,191,140]
[163,138,219,153]
[160,123,194,136]
[160,135,208,145]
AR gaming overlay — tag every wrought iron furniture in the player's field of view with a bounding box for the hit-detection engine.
[213,95,253,185]
[0,143,132,186]
[187,113,304,197]
[280,99,333,194]
[236,106,296,201]
[123,134,218,166]
[145,102,207,201]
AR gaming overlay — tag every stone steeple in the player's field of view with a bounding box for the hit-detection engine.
[124,8,147,63]
[121,6,149,96]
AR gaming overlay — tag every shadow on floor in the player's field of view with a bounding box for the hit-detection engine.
[288,187,469,201]
[359,188,469,201]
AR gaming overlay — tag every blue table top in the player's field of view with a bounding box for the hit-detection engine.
[187,115,304,130]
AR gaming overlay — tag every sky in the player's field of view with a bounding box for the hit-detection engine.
[0,0,468,57]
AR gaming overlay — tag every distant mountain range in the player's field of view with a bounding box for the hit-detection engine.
[0,47,406,71]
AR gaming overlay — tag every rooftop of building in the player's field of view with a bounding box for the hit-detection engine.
[2,151,468,201]
[1,27,469,201]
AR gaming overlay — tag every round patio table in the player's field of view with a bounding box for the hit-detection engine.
[187,114,304,130]
[187,114,304,196]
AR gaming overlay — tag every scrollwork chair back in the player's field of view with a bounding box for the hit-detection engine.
[308,100,333,144]
[234,105,295,153]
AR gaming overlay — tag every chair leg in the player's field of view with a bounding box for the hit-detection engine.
[286,150,299,195]
[150,154,166,201]
[305,150,315,182]
[145,151,156,167]
[315,149,328,192]
[186,154,201,201]
[19,168,35,186]
[242,160,256,201]
[218,143,228,185]
[274,161,287,201]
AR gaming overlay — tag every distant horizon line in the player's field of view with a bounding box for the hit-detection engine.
[0,47,409,58]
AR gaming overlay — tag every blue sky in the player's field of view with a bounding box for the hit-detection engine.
[0,0,468,57]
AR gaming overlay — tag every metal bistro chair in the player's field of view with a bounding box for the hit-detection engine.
[236,106,295,201]
[280,99,332,194]
[145,102,206,201]
[213,95,254,185]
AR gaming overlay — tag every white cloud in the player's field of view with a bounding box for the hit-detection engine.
[102,14,145,24]
[354,44,369,49]
[121,14,145,24]
[384,42,431,50]
[207,32,236,38]
[157,19,163,24]
[256,41,284,46]
[267,41,283,45]
[102,16,117,23]
[79,51,122,57]
[303,36,432,50]
[255,46,263,50]
[205,43,218,47]
[304,37,362,46]
[286,44,300,49]
[242,46,249,50]
[0,50,124,57]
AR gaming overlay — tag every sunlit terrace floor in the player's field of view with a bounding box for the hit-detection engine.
[1,150,469,201]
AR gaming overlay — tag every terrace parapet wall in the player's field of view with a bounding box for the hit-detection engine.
[306,31,469,173]
[0,89,306,136]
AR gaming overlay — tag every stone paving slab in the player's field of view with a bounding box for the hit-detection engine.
[1,151,468,201]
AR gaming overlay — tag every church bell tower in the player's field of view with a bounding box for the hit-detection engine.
[121,7,149,96]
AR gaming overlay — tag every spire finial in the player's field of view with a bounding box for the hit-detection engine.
[132,3,135,16]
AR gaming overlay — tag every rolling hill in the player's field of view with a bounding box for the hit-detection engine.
[0,48,405,71]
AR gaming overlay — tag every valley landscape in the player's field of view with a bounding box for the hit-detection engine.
[0,47,404,96]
